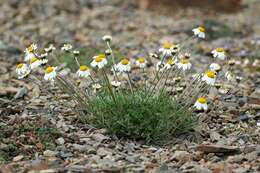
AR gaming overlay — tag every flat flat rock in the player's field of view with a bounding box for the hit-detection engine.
[196,144,240,154]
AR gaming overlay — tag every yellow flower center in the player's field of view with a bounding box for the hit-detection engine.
[95,55,105,62]
[216,47,224,52]
[27,45,34,52]
[180,59,189,64]
[79,65,89,71]
[138,57,145,63]
[163,42,171,49]
[121,58,129,65]
[197,97,206,104]
[98,54,105,58]
[167,59,174,65]
[198,26,205,33]
[45,67,53,74]
[29,57,38,64]
[17,63,23,69]
[206,70,215,78]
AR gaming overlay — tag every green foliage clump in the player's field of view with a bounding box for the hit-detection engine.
[88,90,195,144]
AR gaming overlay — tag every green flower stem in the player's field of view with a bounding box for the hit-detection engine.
[106,42,120,82]
[126,72,134,94]
[74,56,80,67]
[159,67,175,96]
[51,52,61,65]
[101,68,117,104]
[145,69,167,101]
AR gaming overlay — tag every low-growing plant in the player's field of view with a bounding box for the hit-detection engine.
[15,26,240,144]
[89,90,194,143]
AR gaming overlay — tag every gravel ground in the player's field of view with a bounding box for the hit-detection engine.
[0,0,260,172]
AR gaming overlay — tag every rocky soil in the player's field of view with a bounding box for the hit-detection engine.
[0,0,259,172]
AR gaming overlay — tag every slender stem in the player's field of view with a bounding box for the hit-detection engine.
[74,56,80,67]
[51,52,61,65]
[106,42,120,82]
[145,69,167,101]
[179,35,196,51]
[143,68,148,93]
[106,42,116,65]
[146,54,166,94]
[126,72,134,94]
[159,67,174,95]
[57,75,89,105]
[101,68,117,103]
[89,75,96,84]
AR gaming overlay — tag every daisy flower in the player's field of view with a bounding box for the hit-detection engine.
[211,48,226,60]
[44,44,56,53]
[183,53,191,59]
[164,58,176,70]
[111,81,121,88]
[194,97,208,111]
[102,35,112,42]
[25,43,37,53]
[201,70,216,85]
[77,65,91,78]
[40,58,48,65]
[177,58,192,71]
[105,49,112,56]
[91,54,108,69]
[29,57,42,70]
[135,57,147,69]
[73,50,80,56]
[44,66,57,81]
[116,58,131,73]
[159,42,172,57]
[209,63,221,72]
[192,26,205,39]
[61,43,73,51]
[16,63,30,79]
[24,52,36,62]
[40,52,48,58]
[24,44,37,61]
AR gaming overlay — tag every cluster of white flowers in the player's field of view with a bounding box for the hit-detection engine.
[15,30,239,114]
[17,43,51,79]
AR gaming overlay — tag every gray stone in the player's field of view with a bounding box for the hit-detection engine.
[14,87,27,99]
[56,137,65,145]
[97,148,112,157]
[210,131,221,142]
[72,144,96,154]
[244,151,258,161]
[170,151,191,162]
[91,133,109,143]
[43,150,57,157]
[13,155,24,162]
